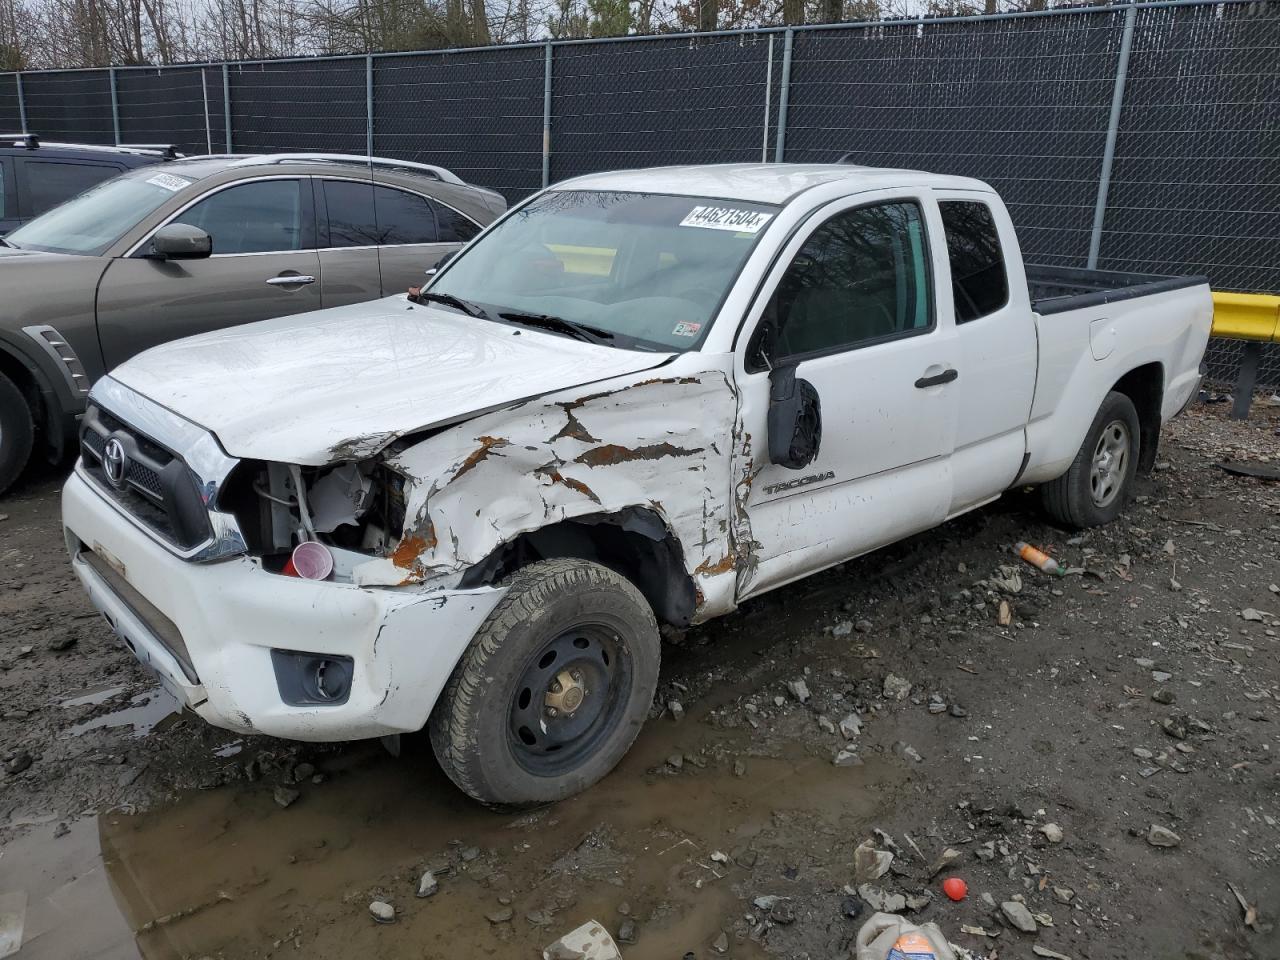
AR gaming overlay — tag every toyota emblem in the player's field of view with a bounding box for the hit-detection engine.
[102,437,128,489]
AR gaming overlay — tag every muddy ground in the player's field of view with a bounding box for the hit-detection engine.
[1,400,1277,960]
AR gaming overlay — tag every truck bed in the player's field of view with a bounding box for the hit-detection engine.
[1028,265,1209,316]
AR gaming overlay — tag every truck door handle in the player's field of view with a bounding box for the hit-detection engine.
[915,368,958,389]
[266,274,315,287]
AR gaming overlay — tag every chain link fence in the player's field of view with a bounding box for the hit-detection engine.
[0,0,1275,385]
[116,66,226,155]
[375,45,547,200]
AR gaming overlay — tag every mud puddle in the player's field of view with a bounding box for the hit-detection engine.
[7,704,895,959]
[0,818,139,960]
[62,688,180,740]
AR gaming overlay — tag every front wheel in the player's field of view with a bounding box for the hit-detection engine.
[1040,390,1141,528]
[429,558,660,807]
[0,371,35,497]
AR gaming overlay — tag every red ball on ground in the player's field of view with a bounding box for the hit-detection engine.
[942,877,968,901]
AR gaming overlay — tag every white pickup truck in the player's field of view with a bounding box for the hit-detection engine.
[63,164,1211,806]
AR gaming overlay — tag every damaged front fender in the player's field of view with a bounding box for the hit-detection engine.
[351,364,746,619]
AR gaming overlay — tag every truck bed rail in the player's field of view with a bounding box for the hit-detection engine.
[1028,265,1208,316]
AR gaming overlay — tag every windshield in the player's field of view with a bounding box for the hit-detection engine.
[428,190,778,351]
[6,169,194,256]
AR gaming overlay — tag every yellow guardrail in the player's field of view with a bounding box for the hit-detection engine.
[1211,291,1280,343]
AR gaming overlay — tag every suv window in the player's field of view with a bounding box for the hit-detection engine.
[322,180,379,247]
[939,200,1009,323]
[434,202,480,243]
[26,160,124,217]
[323,182,478,248]
[770,201,932,358]
[174,179,305,255]
[373,186,438,245]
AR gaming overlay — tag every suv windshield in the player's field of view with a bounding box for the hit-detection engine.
[429,190,778,351]
[6,169,194,255]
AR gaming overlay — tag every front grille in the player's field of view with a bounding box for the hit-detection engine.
[80,405,213,551]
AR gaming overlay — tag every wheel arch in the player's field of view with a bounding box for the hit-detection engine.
[1110,361,1164,474]
[458,505,699,628]
[0,339,55,452]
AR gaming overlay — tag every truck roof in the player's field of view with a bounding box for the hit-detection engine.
[553,163,993,205]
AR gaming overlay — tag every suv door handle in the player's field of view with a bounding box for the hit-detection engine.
[266,275,315,287]
[915,368,958,388]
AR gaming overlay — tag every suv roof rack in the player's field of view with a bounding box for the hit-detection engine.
[0,135,181,159]
[118,143,182,159]
[219,153,466,186]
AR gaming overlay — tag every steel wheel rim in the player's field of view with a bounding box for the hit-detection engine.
[1089,419,1130,508]
[508,623,630,776]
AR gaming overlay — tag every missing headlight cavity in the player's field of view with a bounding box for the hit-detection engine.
[224,459,408,561]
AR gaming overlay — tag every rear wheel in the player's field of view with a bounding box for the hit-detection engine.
[0,371,35,497]
[429,558,660,807]
[1040,390,1140,528]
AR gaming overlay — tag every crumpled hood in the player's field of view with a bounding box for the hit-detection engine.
[109,295,672,465]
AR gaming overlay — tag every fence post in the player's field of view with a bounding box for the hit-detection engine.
[1088,1,1137,269]
[201,68,212,154]
[761,35,774,163]
[366,55,374,157]
[15,72,26,133]
[542,41,553,188]
[773,28,794,163]
[222,64,232,153]
[109,67,121,145]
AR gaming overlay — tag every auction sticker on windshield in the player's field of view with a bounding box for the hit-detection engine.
[679,205,773,234]
[145,173,192,192]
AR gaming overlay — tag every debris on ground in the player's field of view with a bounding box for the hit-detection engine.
[853,912,957,960]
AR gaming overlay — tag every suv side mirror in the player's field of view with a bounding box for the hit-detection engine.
[767,365,822,470]
[424,250,457,278]
[149,223,212,260]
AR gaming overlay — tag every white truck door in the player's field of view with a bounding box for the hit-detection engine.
[933,193,1038,515]
[734,193,959,599]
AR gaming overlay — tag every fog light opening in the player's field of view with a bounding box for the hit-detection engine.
[271,649,353,706]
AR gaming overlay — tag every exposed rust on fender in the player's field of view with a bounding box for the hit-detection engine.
[548,470,601,504]
[633,376,700,387]
[550,403,600,443]
[453,435,510,480]
[390,523,438,570]
[574,442,704,468]
[694,553,735,576]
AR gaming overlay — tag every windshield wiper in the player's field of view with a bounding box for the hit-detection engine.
[499,312,615,345]
[414,291,492,320]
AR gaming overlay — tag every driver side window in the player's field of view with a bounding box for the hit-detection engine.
[767,201,932,360]
[172,179,306,255]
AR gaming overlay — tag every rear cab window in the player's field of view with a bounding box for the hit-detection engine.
[938,199,1009,323]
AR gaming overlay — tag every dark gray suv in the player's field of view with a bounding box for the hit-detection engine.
[0,153,505,494]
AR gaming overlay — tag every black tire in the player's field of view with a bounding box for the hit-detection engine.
[1040,390,1141,529]
[0,371,35,498]
[429,558,660,807]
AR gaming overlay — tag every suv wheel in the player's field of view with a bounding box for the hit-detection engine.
[0,371,34,496]
[1041,390,1141,528]
[429,558,660,807]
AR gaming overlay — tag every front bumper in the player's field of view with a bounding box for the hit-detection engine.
[63,469,505,741]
